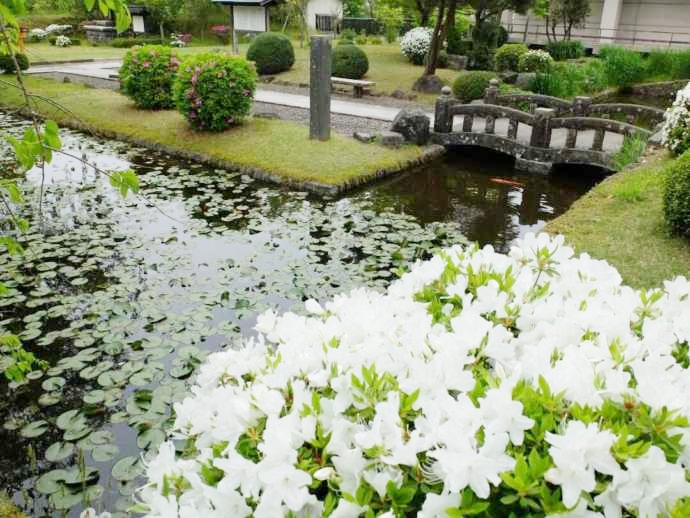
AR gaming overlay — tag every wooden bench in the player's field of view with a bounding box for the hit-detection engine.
[331,77,375,98]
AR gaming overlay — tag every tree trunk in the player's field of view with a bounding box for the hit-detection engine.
[440,0,457,46]
[417,0,430,26]
[159,22,165,41]
[424,0,446,76]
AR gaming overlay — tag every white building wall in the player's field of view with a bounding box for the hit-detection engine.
[306,0,342,30]
[502,0,690,51]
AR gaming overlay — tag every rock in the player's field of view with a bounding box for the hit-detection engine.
[412,74,444,94]
[516,72,537,90]
[391,89,406,99]
[446,54,467,70]
[391,108,430,145]
[378,131,405,148]
[254,112,280,120]
[353,131,375,143]
[500,71,518,84]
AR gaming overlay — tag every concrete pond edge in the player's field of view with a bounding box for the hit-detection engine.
[5,105,445,196]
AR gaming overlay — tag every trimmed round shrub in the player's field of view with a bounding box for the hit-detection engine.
[663,150,690,238]
[661,81,690,155]
[545,40,584,61]
[599,45,646,89]
[0,53,29,73]
[119,45,180,110]
[331,44,369,79]
[519,49,553,73]
[173,52,256,132]
[400,27,432,65]
[453,71,497,102]
[246,32,294,75]
[494,43,528,72]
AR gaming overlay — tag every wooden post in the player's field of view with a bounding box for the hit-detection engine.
[310,35,331,141]
[434,86,453,133]
[530,107,555,148]
[230,6,239,54]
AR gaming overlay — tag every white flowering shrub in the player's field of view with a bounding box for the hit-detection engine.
[29,28,48,40]
[137,234,690,518]
[519,49,554,73]
[661,82,690,155]
[169,33,187,48]
[400,27,433,65]
[54,35,72,47]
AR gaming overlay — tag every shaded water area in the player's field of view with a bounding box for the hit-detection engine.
[0,112,599,516]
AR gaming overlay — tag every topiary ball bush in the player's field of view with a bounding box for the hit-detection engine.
[246,32,295,75]
[119,45,180,109]
[173,52,256,132]
[453,71,497,103]
[494,43,528,72]
[663,150,690,239]
[331,44,369,79]
[0,53,29,73]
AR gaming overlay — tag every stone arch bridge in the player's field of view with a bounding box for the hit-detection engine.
[431,80,665,174]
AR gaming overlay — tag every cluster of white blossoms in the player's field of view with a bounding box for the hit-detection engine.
[661,81,690,155]
[138,234,690,517]
[54,35,72,47]
[519,49,554,73]
[399,27,433,64]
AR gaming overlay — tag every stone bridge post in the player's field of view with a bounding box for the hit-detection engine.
[434,86,454,133]
[484,78,499,105]
[530,107,555,148]
[573,96,592,116]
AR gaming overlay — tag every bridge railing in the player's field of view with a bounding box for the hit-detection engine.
[434,85,653,151]
[483,79,665,127]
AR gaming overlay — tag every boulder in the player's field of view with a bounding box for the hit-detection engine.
[378,130,405,148]
[391,108,430,145]
[446,54,467,70]
[500,71,518,84]
[353,131,375,143]
[516,72,537,90]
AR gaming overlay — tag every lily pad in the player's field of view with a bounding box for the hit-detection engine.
[41,376,66,391]
[45,442,75,462]
[111,456,142,482]
[20,420,49,438]
[36,469,69,495]
[92,443,119,462]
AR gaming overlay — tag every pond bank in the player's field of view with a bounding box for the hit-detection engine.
[545,146,690,288]
[0,76,435,194]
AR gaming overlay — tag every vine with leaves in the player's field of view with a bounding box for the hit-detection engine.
[0,0,138,381]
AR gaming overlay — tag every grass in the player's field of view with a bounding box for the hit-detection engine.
[0,76,424,188]
[545,148,690,288]
[610,133,649,171]
[23,40,460,104]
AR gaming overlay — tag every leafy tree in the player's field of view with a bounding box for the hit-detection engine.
[343,0,367,17]
[141,0,184,40]
[537,0,590,42]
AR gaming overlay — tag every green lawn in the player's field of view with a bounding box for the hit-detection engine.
[545,148,690,288]
[24,40,460,104]
[0,76,424,189]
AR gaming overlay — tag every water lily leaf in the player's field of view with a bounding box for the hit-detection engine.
[92,443,119,462]
[38,392,62,407]
[63,426,92,442]
[56,410,83,431]
[62,466,99,486]
[97,370,128,388]
[20,420,49,438]
[137,428,165,450]
[42,376,65,391]
[36,469,68,495]
[45,442,75,462]
[49,488,83,510]
[83,390,105,405]
[111,456,142,482]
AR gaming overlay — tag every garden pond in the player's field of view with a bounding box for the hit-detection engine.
[0,112,598,516]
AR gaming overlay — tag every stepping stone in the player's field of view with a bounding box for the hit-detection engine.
[378,130,404,148]
[353,131,375,143]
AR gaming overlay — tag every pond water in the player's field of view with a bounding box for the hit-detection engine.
[0,112,599,516]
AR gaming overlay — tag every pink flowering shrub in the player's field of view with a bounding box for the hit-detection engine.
[173,53,256,132]
[119,45,180,109]
[136,233,690,517]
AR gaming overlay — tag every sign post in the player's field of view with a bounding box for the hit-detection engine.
[309,35,331,141]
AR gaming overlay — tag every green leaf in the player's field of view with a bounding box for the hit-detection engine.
[112,456,142,481]
[92,443,119,462]
[42,120,61,150]
[20,419,49,438]
[45,442,75,462]
[109,170,139,197]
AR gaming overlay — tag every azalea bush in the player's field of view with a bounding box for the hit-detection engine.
[661,81,690,155]
[119,45,181,110]
[519,49,553,73]
[137,233,690,517]
[173,53,256,131]
[663,149,690,238]
[400,27,433,66]
[494,43,528,72]
[54,35,72,47]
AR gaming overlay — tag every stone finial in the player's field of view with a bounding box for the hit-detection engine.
[489,78,500,86]
[441,86,452,96]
